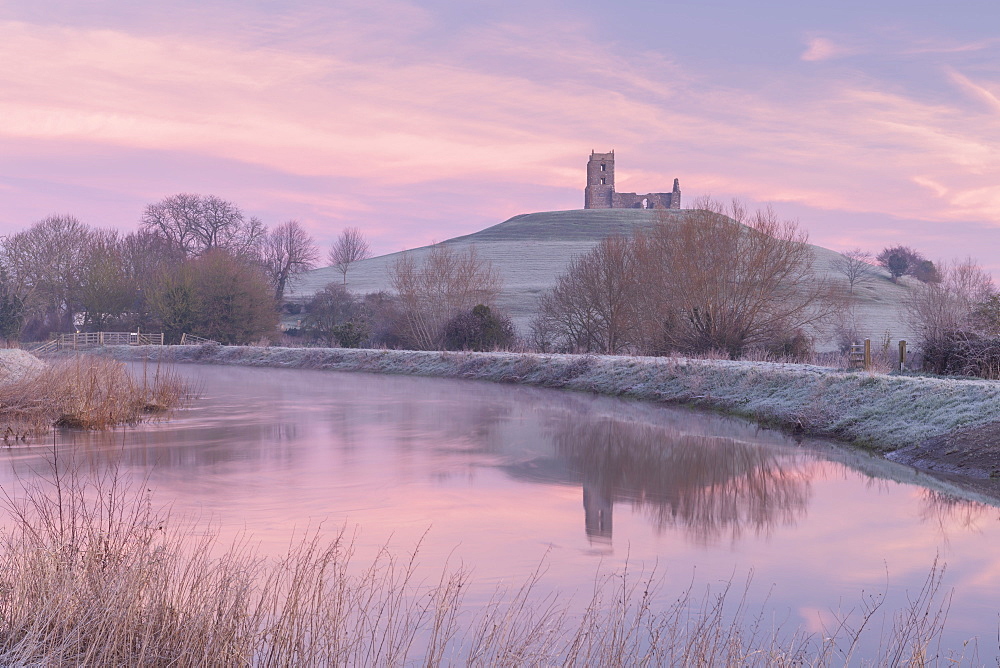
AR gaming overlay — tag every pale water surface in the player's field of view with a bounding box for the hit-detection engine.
[3,364,999,659]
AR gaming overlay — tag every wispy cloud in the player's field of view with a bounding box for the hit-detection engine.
[801,37,857,62]
[946,69,1000,115]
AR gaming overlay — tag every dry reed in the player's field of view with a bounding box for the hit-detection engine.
[0,355,190,440]
[0,452,970,666]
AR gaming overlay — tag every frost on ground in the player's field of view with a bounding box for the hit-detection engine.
[103,345,1000,457]
[0,349,45,385]
[283,209,918,352]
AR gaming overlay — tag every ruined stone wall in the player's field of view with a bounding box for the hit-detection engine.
[611,192,676,209]
[585,151,681,210]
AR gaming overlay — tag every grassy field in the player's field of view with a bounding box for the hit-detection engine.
[286,208,917,351]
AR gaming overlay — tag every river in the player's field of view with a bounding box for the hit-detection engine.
[3,364,997,661]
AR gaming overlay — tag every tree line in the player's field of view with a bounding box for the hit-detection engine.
[1,192,511,351]
[10,192,999,379]
[0,194,375,344]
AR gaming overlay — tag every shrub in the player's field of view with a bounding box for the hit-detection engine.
[443,305,516,351]
[921,332,1000,379]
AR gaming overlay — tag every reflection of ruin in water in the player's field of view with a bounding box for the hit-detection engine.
[33,368,824,548]
[553,418,815,545]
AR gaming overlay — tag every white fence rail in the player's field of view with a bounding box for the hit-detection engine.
[179,333,219,345]
[28,331,228,354]
[33,332,165,352]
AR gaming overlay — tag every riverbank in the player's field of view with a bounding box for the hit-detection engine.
[100,344,1000,491]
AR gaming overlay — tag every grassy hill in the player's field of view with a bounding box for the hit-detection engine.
[286,209,917,352]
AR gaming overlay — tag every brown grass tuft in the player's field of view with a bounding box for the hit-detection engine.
[0,355,190,440]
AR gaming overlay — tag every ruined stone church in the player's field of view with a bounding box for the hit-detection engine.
[584,151,680,210]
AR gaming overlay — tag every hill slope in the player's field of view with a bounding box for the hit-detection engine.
[287,209,917,351]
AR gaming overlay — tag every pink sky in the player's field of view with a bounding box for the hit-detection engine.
[1,1,999,272]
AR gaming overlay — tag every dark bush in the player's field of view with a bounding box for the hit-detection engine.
[876,245,925,283]
[303,284,366,347]
[921,332,1000,379]
[762,330,814,361]
[443,305,515,352]
[331,321,366,348]
[911,260,941,284]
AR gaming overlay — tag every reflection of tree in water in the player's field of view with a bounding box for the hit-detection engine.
[551,418,812,545]
[918,489,994,538]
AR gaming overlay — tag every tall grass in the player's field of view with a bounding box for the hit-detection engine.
[0,453,971,665]
[0,355,189,439]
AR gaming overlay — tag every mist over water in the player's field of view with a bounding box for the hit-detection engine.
[2,364,998,657]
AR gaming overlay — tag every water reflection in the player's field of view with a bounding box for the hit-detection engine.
[18,370,814,548]
[0,365,997,659]
[4,366,994,557]
[919,489,995,536]
[545,417,812,545]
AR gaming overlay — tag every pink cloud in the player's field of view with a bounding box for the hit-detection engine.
[801,37,856,62]
[2,10,1000,268]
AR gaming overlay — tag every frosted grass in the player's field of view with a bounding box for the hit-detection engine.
[105,345,1000,453]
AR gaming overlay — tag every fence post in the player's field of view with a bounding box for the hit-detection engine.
[898,340,907,372]
[864,338,871,371]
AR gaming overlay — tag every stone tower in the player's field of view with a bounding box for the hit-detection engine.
[584,150,681,210]
[584,151,615,209]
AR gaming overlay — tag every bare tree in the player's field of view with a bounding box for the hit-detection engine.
[0,266,25,342]
[639,199,831,358]
[78,229,134,331]
[390,244,502,350]
[907,258,994,344]
[328,227,372,285]
[141,193,265,258]
[262,220,319,301]
[119,229,186,330]
[1,214,93,337]
[908,258,998,376]
[532,199,830,358]
[536,235,641,353]
[830,248,875,295]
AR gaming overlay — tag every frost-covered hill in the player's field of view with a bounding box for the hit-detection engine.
[286,209,917,351]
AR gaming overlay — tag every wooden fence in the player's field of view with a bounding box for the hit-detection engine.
[849,338,908,371]
[32,332,165,353]
[848,339,871,370]
[179,333,219,345]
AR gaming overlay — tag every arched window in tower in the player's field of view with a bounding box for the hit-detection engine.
[600,177,606,185]
[600,163,606,172]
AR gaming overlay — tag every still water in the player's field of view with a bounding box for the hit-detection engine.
[4,364,1000,657]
